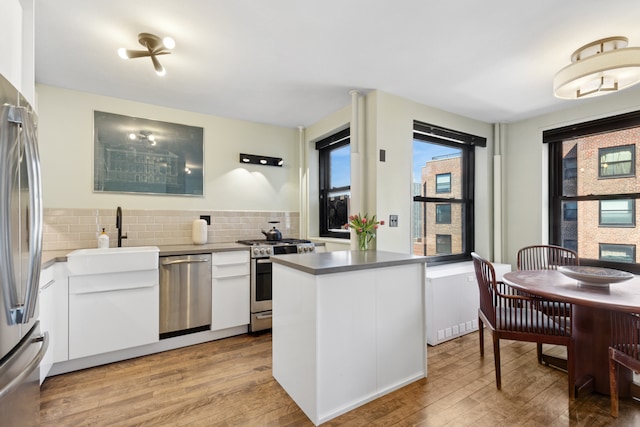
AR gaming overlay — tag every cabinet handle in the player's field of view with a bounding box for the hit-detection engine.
[40,279,55,291]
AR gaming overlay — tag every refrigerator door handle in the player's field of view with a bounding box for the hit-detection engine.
[19,108,42,323]
[0,328,48,401]
[0,105,20,324]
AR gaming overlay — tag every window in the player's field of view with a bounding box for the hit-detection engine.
[435,173,451,193]
[599,243,636,263]
[412,121,485,264]
[546,110,640,274]
[317,128,350,238]
[599,199,635,226]
[563,201,577,221]
[435,234,452,254]
[435,204,451,224]
[599,145,634,178]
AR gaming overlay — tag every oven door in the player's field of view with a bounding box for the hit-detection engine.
[251,258,272,313]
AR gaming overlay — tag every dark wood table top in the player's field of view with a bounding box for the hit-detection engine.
[502,270,640,313]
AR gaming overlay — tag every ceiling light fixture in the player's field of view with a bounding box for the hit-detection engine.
[239,153,283,167]
[554,36,640,99]
[128,130,156,146]
[118,32,175,76]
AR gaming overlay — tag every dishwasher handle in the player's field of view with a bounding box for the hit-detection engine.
[161,258,210,266]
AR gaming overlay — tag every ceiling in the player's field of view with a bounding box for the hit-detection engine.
[34,0,640,129]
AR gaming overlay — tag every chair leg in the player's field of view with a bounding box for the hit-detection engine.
[609,348,619,417]
[567,341,575,400]
[479,317,484,357]
[493,334,501,390]
[537,343,543,364]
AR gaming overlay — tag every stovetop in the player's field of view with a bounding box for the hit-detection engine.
[237,238,315,258]
[237,238,312,246]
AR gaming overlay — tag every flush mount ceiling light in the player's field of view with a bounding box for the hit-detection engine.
[118,33,175,76]
[554,36,640,99]
[239,153,284,167]
[128,130,156,146]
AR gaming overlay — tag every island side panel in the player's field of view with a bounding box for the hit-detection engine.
[316,268,379,421]
[272,264,318,423]
[376,263,427,391]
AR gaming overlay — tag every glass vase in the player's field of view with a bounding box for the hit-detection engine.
[357,233,369,251]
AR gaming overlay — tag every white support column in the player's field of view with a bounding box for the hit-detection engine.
[298,126,308,239]
[350,90,362,250]
[493,123,505,263]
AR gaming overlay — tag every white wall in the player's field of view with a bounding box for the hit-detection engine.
[304,90,495,256]
[503,86,640,266]
[36,85,300,212]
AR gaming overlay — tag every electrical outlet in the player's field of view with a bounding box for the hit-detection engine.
[200,215,211,225]
[389,215,398,227]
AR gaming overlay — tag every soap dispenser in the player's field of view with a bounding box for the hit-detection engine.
[98,228,110,248]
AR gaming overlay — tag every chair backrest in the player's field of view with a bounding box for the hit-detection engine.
[471,252,497,327]
[611,311,640,364]
[517,245,578,270]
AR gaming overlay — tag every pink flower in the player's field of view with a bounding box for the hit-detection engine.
[362,218,367,223]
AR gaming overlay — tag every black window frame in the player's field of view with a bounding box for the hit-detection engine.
[317,127,350,239]
[546,109,640,274]
[413,121,485,265]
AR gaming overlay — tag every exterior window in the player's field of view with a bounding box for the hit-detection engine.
[317,128,350,239]
[435,173,451,193]
[435,204,451,224]
[547,111,640,274]
[599,243,636,263]
[599,145,634,178]
[599,199,635,226]
[563,201,577,221]
[412,121,484,264]
[435,234,452,254]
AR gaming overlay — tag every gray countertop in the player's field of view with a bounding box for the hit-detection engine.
[41,243,249,269]
[270,250,427,275]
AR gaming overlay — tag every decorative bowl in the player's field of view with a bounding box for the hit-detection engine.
[557,265,634,286]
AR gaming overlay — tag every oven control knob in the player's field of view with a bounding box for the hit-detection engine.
[260,248,266,255]
[253,248,259,256]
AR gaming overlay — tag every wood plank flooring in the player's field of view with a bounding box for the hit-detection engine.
[40,330,639,426]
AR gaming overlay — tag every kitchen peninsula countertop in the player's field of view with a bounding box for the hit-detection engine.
[270,249,426,275]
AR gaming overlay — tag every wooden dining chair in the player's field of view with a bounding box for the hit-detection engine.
[609,310,640,417]
[471,252,575,398]
[517,244,578,367]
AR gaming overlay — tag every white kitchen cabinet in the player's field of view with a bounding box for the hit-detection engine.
[68,269,159,359]
[211,251,250,331]
[425,261,511,345]
[38,262,69,384]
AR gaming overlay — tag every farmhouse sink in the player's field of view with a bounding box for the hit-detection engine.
[67,246,160,275]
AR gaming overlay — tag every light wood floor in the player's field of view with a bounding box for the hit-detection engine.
[40,330,639,426]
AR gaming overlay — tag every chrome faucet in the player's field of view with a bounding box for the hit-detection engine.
[116,206,127,247]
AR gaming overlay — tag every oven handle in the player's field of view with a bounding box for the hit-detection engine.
[255,312,272,320]
[256,259,272,264]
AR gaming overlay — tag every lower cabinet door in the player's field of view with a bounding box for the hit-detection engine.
[212,275,250,331]
[68,272,159,360]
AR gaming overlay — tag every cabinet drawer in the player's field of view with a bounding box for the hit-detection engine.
[212,262,249,278]
[212,275,250,330]
[212,251,249,265]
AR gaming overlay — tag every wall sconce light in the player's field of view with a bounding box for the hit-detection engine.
[554,36,640,99]
[239,153,283,167]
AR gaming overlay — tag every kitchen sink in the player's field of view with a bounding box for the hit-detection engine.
[67,246,159,275]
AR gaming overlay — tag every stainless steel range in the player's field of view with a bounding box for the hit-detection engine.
[237,238,315,332]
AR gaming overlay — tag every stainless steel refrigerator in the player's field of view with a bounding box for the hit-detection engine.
[0,73,48,425]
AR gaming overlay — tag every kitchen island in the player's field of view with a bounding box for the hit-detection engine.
[271,250,427,426]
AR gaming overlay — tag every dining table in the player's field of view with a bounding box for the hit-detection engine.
[502,268,640,397]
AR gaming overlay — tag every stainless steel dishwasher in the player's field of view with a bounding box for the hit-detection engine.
[159,253,212,339]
